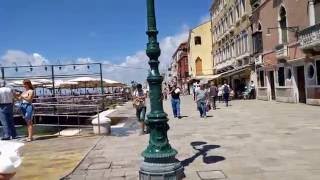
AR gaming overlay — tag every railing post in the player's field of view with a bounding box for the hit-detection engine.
[97,105,101,135]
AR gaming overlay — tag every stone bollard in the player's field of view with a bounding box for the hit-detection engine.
[92,117,111,135]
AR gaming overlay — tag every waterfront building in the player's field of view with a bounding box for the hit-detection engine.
[251,0,319,105]
[210,0,256,98]
[187,21,215,89]
[172,42,189,93]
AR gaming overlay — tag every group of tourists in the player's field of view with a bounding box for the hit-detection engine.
[0,79,35,142]
[132,79,255,133]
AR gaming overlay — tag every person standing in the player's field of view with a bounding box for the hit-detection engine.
[17,79,34,142]
[195,85,207,118]
[0,81,17,140]
[209,83,218,110]
[222,81,230,107]
[170,84,181,119]
[133,84,147,135]
[218,84,223,103]
[192,84,196,101]
[162,87,168,101]
[249,81,256,99]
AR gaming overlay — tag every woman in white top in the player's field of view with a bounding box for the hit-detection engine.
[133,84,147,135]
[18,79,35,142]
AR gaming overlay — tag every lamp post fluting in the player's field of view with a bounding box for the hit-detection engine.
[139,0,184,179]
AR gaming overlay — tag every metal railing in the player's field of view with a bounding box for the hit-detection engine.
[14,103,102,136]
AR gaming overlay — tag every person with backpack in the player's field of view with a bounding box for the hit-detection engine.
[223,81,230,107]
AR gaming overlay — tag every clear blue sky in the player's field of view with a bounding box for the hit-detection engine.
[0,0,212,63]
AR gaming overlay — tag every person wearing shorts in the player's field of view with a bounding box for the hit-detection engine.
[133,84,147,135]
[17,79,34,142]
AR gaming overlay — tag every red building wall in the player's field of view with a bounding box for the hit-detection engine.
[252,0,309,66]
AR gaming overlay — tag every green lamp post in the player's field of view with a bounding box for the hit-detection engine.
[139,0,184,179]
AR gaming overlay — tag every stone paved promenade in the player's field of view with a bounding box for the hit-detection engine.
[66,96,320,180]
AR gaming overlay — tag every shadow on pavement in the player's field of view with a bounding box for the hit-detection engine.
[181,141,225,167]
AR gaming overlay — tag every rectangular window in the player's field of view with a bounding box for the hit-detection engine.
[315,0,320,24]
[317,60,320,85]
[278,67,285,86]
[236,5,240,19]
[259,70,265,87]
[244,35,248,52]
[195,36,202,45]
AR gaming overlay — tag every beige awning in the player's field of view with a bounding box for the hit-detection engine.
[191,74,222,81]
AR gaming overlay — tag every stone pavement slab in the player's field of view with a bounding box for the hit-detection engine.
[13,135,100,180]
[66,96,320,180]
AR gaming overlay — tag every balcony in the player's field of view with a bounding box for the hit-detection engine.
[298,23,320,53]
[254,55,263,65]
[275,44,289,59]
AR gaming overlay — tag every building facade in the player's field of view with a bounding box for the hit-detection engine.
[210,0,256,98]
[250,0,319,105]
[172,42,189,92]
[298,0,320,105]
[188,21,214,79]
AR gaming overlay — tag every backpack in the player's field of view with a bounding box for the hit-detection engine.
[223,85,230,94]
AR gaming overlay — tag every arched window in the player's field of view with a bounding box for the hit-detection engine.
[195,57,203,76]
[241,0,246,14]
[279,6,288,44]
[258,23,262,31]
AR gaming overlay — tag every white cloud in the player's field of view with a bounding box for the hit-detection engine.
[0,28,189,84]
[0,50,48,66]
[94,28,189,84]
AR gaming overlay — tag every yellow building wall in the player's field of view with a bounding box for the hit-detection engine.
[189,21,213,77]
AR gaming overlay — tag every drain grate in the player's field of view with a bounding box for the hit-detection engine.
[196,170,227,180]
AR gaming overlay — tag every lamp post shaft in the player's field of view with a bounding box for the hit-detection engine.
[139,0,183,179]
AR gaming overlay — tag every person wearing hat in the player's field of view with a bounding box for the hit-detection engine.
[0,80,17,140]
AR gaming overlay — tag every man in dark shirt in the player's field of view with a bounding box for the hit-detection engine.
[209,83,218,110]
[170,84,181,119]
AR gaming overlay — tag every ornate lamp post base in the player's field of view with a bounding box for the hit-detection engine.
[139,160,184,180]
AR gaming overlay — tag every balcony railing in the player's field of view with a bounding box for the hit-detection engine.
[275,44,289,59]
[298,23,320,51]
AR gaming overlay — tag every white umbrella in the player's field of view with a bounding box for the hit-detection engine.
[68,77,101,94]
[68,77,99,83]
[52,80,78,88]
[33,79,52,85]
[103,79,125,87]
[8,80,42,87]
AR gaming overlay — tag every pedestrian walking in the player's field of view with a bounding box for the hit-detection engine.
[249,81,256,99]
[209,82,218,110]
[0,81,17,140]
[17,79,35,142]
[170,84,181,119]
[133,84,147,135]
[218,85,223,103]
[162,87,168,101]
[195,85,207,118]
[222,81,230,107]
